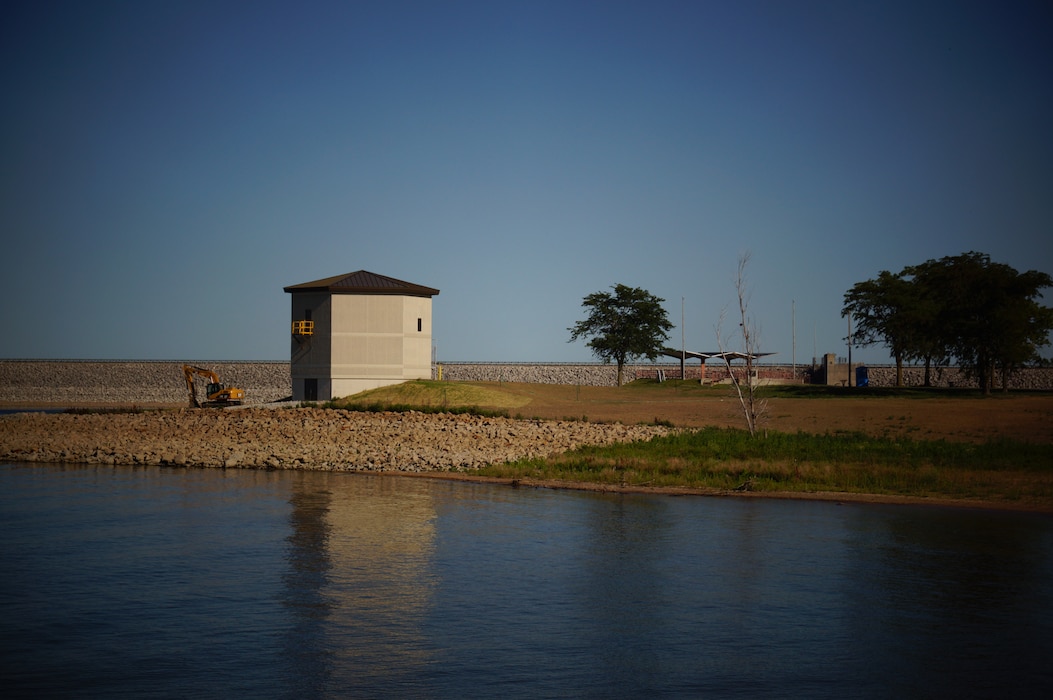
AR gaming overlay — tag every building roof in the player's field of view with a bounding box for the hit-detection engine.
[283,270,440,297]
[660,348,775,363]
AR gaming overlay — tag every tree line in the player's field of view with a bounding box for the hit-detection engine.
[842,251,1053,393]
[567,251,1051,398]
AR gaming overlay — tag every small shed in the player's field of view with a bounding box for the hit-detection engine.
[284,270,440,401]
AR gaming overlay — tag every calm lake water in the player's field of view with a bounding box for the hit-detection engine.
[1,463,1051,699]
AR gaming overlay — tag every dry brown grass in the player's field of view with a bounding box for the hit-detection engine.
[400,380,1053,444]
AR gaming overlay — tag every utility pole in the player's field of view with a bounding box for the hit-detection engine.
[792,299,796,382]
[681,296,685,380]
[847,314,853,387]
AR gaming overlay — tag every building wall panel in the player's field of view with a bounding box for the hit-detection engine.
[290,283,435,401]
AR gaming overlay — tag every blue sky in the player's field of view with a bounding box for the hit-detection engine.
[2,0,1051,364]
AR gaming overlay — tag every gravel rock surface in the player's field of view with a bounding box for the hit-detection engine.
[3,361,1051,405]
[0,408,671,472]
[0,361,290,405]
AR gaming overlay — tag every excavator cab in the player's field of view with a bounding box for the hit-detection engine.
[205,382,243,404]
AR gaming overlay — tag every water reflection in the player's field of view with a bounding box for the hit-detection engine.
[282,473,438,697]
[577,496,676,690]
[843,506,1053,696]
[3,464,1051,699]
[282,474,335,696]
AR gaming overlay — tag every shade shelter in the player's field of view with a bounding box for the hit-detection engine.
[659,347,775,380]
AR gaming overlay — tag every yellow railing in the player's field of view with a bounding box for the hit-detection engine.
[292,320,314,336]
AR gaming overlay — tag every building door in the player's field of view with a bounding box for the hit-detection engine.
[304,378,318,401]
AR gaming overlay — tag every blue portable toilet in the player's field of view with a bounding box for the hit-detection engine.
[855,366,869,387]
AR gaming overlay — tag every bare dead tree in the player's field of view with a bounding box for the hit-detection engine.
[715,252,766,437]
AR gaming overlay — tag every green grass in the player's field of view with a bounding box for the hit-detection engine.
[303,400,512,419]
[294,378,1053,508]
[290,380,525,417]
[327,380,530,411]
[476,427,1053,505]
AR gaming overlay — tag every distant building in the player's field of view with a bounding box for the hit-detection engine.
[819,353,866,387]
[284,270,440,401]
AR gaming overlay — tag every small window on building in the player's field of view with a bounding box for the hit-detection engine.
[304,309,312,321]
[417,318,422,332]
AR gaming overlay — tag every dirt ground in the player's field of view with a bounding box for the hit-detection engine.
[476,383,1053,444]
[6,382,1052,445]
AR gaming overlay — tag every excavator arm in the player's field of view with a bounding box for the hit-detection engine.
[182,365,244,408]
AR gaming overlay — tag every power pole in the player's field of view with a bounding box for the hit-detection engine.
[680,296,686,380]
[847,314,853,387]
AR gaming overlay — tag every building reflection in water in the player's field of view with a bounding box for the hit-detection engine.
[281,472,438,696]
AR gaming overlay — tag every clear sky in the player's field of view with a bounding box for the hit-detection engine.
[2,0,1051,364]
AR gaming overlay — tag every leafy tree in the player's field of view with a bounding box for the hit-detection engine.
[568,284,673,386]
[842,270,920,387]
[900,266,951,387]
[845,252,1053,394]
[908,252,1053,393]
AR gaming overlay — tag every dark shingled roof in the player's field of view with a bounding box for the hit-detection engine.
[283,270,440,297]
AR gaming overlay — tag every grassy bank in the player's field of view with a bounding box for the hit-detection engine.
[336,380,1053,509]
[475,428,1053,508]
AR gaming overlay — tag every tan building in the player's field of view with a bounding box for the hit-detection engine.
[284,270,440,401]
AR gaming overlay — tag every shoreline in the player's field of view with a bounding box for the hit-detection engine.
[2,453,1047,515]
[384,470,1053,514]
[3,403,1050,515]
[0,406,671,472]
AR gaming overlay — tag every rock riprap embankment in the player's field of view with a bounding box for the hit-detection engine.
[0,361,290,405]
[0,408,671,471]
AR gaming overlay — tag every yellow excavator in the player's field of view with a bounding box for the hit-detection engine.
[182,365,245,408]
